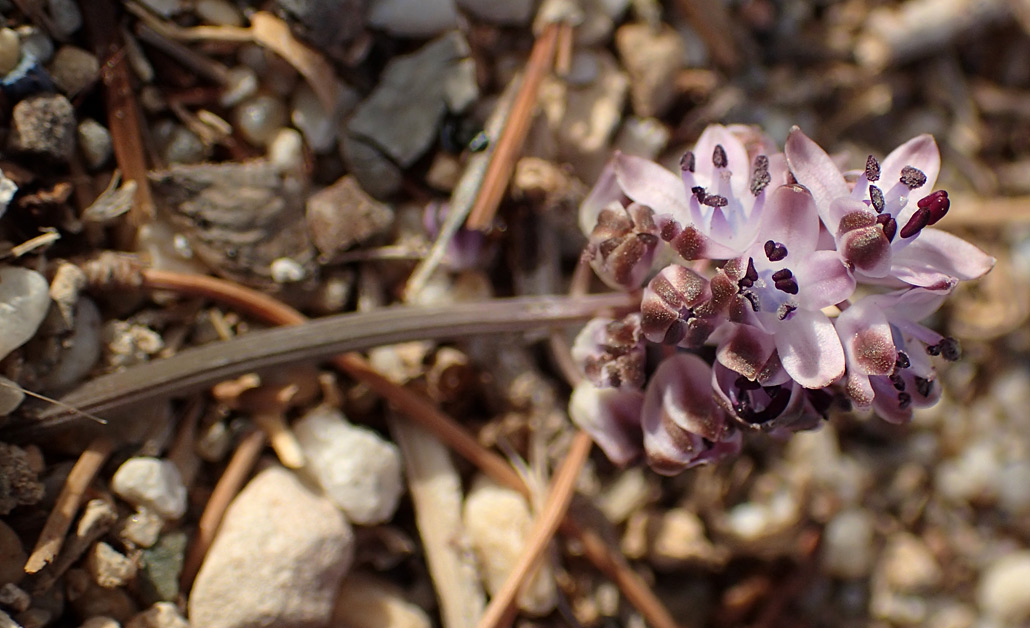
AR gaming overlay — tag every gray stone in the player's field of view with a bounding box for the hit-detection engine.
[78,119,112,170]
[822,508,875,579]
[456,0,533,25]
[344,32,471,195]
[367,0,456,37]
[9,94,77,162]
[339,134,403,199]
[46,0,82,37]
[139,532,187,603]
[277,0,365,49]
[188,466,353,628]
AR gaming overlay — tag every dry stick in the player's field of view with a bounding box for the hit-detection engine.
[81,0,155,247]
[475,430,592,628]
[180,429,267,591]
[23,437,114,574]
[138,270,681,628]
[465,23,560,231]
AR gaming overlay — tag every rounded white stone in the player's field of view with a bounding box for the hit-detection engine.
[822,508,875,579]
[268,128,305,173]
[977,551,1030,624]
[194,0,243,26]
[0,266,52,362]
[78,119,113,170]
[111,457,187,520]
[233,94,287,147]
[294,406,404,525]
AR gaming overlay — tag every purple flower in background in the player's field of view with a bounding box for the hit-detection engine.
[785,127,994,287]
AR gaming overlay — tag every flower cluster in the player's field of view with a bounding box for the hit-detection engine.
[570,124,994,475]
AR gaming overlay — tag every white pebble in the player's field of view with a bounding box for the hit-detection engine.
[194,0,243,26]
[120,507,163,548]
[291,85,336,154]
[188,466,354,628]
[78,119,113,170]
[111,458,187,520]
[294,406,404,525]
[233,94,287,147]
[270,257,307,283]
[0,28,21,76]
[0,266,52,362]
[998,460,1030,515]
[822,508,875,579]
[79,616,120,628]
[268,128,305,173]
[879,533,941,593]
[87,542,137,589]
[935,439,1002,505]
[333,573,431,628]
[463,476,558,616]
[978,551,1030,625]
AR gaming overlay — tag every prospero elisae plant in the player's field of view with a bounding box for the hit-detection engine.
[570,124,995,475]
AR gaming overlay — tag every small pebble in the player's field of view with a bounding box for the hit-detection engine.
[998,460,1030,515]
[0,443,45,515]
[87,542,137,589]
[293,406,403,525]
[934,439,1002,505]
[291,84,336,154]
[977,551,1030,625]
[9,94,77,162]
[270,257,307,283]
[879,533,941,593]
[0,28,21,76]
[333,573,431,628]
[39,297,102,392]
[16,27,53,64]
[161,125,208,165]
[194,0,243,26]
[49,46,98,95]
[188,466,354,628]
[46,0,83,37]
[305,175,395,261]
[138,531,186,603]
[648,508,727,569]
[137,0,185,16]
[78,119,113,170]
[822,508,875,579]
[268,128,305,173]
[0,267,51,362]
[110,458,188,521]
[615,23,684,118]
[0,525,26,581]
[0,583,30,612]
[102,321,164,369]
[456,0,534,24]
[125,602,188,628]
[275,0,365,48]
[233,94,288,147]
[0,610,18,628]
[367,0,458,37]
[463,476,558,616]
[120,507,164,549]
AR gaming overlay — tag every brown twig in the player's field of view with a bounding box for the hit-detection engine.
[136,269,680,628]
[465,23,560,231]
[475,430,592,628]
[24,437,113,574]
[180,429,266,591]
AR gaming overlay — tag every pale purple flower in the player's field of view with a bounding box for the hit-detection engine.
[722,184,855,389]
[785,127,995,287]
[569,382,644,466]
[835,286,955,423]
[583,203,660,290]
[641,353,741,475]
[580,125,788,262]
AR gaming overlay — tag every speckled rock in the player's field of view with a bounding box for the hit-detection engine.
[0,443,44,515]
[188,466,353,628]
[8,94,77,162]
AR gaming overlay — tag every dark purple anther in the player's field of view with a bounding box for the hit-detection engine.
[865,155,881,182]
[889,373,906,391]
[938,337,960,361]
[777,303,797,320]
[743,291,761,311]
[745,257,759,282]
[691,186,706,203]
[771,268,793,282]
[680,151,696,172]
[917,190,950,225]
[914,376,933,397]
[869,185,885,213]
[900,165,927,189]
[774,277,799,294]
[764,240,788,261]
[895,351,910,370]
[898,392,912,409]
[713,144,727,168]
[875,214,897,242]
[899,207,931,238]
[702,194,729,207]
[750,155,771,196]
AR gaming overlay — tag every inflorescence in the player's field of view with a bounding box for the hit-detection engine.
[571,124,995,475]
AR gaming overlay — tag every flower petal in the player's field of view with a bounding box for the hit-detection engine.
[774,309,846,388]
[758,184,821,259]
[796,250,856,310]
[569,382,643,466]
[879,134,941,199]
[614,152,690,220]
[835,298,896,376]
[784,126,850,226]
[890,228,996,286]
[692,124,750,192]
[579,158,623,236]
